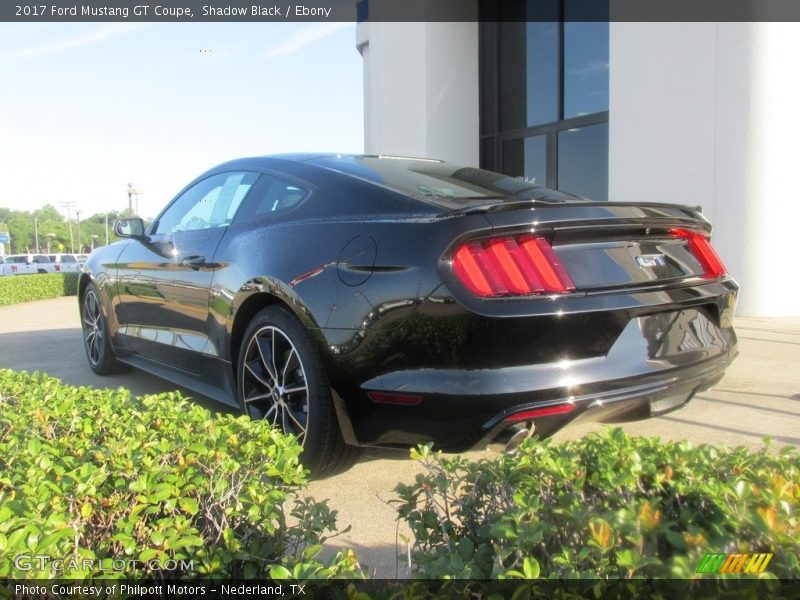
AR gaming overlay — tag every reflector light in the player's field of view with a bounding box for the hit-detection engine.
[504,403,577,423]
[368,391,423,406]
[670,228,727,279]
[453,234,575,297]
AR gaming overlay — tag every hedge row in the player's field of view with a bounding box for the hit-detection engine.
[0,370,359,579]
[0,273,79,306]
[396,429,799,581]
[2,367,798,588]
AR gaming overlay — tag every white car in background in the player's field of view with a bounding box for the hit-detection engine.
[2,254,50,275]
[47,253,86,273]
[0,256,12,276]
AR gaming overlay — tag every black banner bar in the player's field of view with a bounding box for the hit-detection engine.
[3,0,800,23]
[2,578,800,599]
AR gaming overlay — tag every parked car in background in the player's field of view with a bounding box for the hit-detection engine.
[47,253,86,273]
[3,254,50,275]
[78,154,739,476]
[0,256,10,276]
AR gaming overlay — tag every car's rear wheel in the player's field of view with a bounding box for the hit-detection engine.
[81,283,124,375]
[238,306,360,477]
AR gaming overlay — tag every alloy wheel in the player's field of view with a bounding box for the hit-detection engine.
[240,325,309,444]
[83,289,104,366]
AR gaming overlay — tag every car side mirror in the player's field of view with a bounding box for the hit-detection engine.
[114,217,146,239]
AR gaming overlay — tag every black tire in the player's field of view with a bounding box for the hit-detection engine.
[237,305,360,478]
[81,283,124,375]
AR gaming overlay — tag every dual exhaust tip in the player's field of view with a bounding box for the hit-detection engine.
[488,423,535,454]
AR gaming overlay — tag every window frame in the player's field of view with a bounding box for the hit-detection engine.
[479,12,609,195]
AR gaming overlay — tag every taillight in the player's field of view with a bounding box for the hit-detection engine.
[453,234,575,297]
[504,403,577,423]
[367,391,423,406]
[670,228,727,279]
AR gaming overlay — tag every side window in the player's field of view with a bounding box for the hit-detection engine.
[154,171,259,235]
[234,175,309,223]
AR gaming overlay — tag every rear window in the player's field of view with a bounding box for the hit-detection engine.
[308,155,579,207]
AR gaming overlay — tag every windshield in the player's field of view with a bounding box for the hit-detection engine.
[308,155,582,208]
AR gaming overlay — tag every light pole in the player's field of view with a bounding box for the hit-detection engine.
[127,183,143,216]
[33,215,40,253]
[76,210,81,253]
[61,202,76,253]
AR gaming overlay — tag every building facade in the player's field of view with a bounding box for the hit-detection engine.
[357,10,800,316]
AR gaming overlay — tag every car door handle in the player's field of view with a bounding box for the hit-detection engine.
[181,255,207,270]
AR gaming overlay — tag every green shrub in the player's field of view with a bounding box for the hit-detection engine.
[0,273,79,306]
[0,370,359,579]
[396,429,799,581]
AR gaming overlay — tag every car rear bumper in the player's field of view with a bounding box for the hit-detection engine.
[350,304,737,450]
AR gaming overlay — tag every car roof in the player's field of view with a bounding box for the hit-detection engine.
[195,153,583,212]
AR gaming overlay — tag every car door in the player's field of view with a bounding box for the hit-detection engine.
[115,171,259,372]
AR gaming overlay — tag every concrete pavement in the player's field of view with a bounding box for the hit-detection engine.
[0,296,798,577]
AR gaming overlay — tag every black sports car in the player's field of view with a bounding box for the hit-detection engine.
[80,154,738,476]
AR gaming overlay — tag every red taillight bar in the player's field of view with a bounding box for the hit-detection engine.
[367,391,423,406]
[453,234,575,297]
[504,403,577,423]
[669,228,727,279]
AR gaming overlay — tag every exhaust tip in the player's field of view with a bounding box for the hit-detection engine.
[504,427,532,453]
[487,423,536,454]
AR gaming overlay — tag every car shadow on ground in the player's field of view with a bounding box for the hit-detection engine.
[0,328,230,415]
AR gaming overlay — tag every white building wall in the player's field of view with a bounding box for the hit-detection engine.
[357,21,479,166]
[610,23,800,316]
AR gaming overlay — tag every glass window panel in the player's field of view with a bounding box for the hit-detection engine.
[479,21,497,136]
[525,21,559,126]
[481,137,497,172]
[502,138,524,179]
[564,20,609,118]
[499,22,528,131]
[503,135,547,187]
[558,122,608,200]
[155,172,258,234]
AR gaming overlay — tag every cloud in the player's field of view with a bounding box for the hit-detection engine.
[263,22,351,60]
[0,23,150,60]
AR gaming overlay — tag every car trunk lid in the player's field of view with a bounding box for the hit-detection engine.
[464,201,723,293]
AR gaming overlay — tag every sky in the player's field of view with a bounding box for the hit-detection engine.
[0,22,364,219]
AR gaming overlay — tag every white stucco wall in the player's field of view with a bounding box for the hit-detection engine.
[357,21,480,166]
[610,23,800,316]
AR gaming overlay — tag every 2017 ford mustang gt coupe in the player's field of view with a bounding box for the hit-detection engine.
[80,154,738,476]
